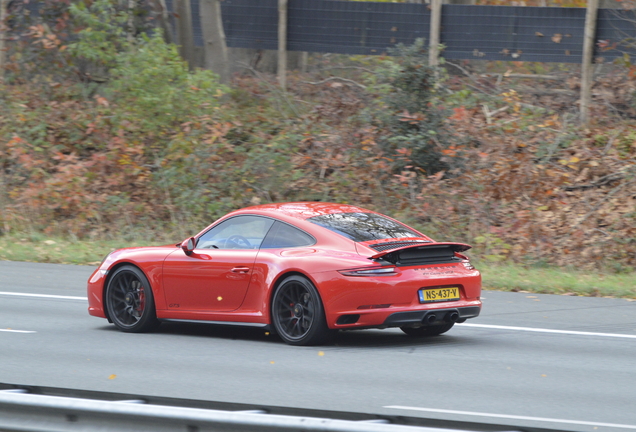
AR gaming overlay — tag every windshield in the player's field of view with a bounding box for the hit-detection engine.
[308,212,420,242]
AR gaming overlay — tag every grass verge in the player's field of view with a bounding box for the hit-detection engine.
[0,234,634,299]
[479,263,636,299]
[0,233,170,266]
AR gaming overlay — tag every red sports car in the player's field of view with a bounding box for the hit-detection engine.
[87,202,481,345]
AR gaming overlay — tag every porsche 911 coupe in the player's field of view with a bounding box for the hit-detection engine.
[87,202,481,345]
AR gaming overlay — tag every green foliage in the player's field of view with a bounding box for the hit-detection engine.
[367,39,460,175]
[68,0,130,70]
[108,32,228,135]
[1,3,635,276]
[0,2,229,236]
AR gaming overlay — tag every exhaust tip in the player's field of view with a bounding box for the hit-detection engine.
[424,314,437,324]
[447,311,460,323]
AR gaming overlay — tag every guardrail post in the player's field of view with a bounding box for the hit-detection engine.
[580,0,599,125]
[429,0,442,67]
[278,0,288,89]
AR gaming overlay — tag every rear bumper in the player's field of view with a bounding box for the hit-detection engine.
[315,265,482,330]
[383,306,480,327]
[330,300,482,329]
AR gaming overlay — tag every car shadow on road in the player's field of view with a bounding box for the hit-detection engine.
[156,321,281,343]
[329,328,482,351]
[96,321,483,349]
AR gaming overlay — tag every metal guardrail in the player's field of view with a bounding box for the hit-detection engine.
[0,384,571,432]
[0,389,478,432]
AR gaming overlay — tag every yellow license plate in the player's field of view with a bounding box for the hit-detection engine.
[419,287,460,303]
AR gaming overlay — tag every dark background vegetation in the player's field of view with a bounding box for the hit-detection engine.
[0,0,634,273]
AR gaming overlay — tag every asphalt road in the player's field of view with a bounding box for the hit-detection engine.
[1,260,636,432]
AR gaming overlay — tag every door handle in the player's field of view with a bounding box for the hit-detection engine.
[231,267,250,273]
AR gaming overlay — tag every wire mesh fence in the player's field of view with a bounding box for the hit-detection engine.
[212,0,636,63]
[15,0,636,63]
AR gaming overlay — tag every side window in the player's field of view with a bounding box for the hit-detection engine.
[197,216,274,250]
[261,221,315,249]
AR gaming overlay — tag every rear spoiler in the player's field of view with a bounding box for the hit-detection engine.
[369,242,472,260]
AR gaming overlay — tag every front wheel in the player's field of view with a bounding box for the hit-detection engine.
[271,275,332,346]
[105,265,159,333]
[401,322,454,337]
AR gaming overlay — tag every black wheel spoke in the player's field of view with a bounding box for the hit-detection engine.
[277,296,294,310]
[107,270,147,328]
[112,291,125,301]
[117,278,126,294]
[281,292,295,305]
[274,280,318,341]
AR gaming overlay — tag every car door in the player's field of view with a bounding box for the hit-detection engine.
[162,215,275,312]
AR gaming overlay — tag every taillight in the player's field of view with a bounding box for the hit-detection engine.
[338,267,397,276]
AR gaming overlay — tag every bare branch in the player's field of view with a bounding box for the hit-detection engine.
[483,73,564,80]
[516,86,577,96]
[444,61,473,78]
[564,172,625,191]
[317,66,377,75]
[482,104,509,124]
[573,176,636,228]
[236,61,299,117]
[302,77,367,90]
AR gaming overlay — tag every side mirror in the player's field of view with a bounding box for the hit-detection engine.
[181,237,196,256]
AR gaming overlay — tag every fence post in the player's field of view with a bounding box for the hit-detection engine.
[278,0,288,89]
[580,0,599,125]
[429,0,442,67]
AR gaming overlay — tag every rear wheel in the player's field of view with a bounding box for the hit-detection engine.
[271,275,332,346]
[105,265,159,333]
[401,322,454,337]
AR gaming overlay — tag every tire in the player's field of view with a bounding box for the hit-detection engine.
[271,275,332,346]
[400,322,454,337]
[105,265,160,333]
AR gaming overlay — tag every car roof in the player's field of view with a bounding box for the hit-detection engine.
[235,202,374,220]
[198,202,430,253]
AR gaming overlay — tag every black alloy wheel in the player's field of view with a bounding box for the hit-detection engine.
[105,265,159,333]
[271,275,332,346]
[400,322,454,337]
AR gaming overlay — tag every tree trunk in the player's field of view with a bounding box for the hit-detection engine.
[0,0,6,79]
[152,0,174,44]
[580,0,599,125]
[175,0,196,70]
[200,0,229,84]
[127,0,136,44]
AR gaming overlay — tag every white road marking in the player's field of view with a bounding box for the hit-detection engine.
[0,292,634,340]
[0,329,36,334]
[0,291,87,301]
[458,323,636,339]
[385,406,636,430]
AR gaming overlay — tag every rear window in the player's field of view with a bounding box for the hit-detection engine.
[261,221,315,249]
[308,212,419,242]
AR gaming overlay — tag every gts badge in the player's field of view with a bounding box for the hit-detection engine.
[169,304,180,308]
